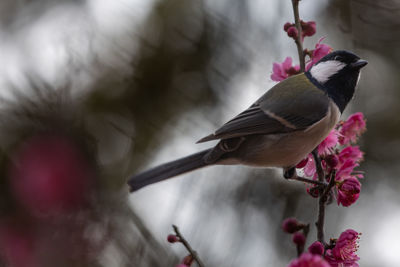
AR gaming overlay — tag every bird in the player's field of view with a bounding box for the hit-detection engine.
[128,50,368,192]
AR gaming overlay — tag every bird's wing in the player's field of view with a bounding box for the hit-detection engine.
[197,74,331,143]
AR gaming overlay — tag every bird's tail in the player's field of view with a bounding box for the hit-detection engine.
[128,149,212,192]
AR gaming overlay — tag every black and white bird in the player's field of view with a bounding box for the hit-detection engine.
[128,50,368,192]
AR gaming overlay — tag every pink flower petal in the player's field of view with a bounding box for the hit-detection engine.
[339,112,366,145]
[318,129,339,155]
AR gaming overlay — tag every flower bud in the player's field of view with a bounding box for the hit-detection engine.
[167,234,179,243]
[282,218,300,233]
[287,27,298,38]
[292,232,306,246]
[308,241,324,255]
[286,67,299,76]
[302,21,316,37]
[325,154,339,168]
[284,22,293,32]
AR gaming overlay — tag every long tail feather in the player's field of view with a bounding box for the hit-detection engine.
[128,149,212,192]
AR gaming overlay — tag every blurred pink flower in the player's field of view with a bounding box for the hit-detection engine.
[308,241,324,256]
[318,129,339,155]
[288,253,331,267]
[282,217,301,234]
[339,112,366,145]
[325,229,360,267]
[336,178,361,207]
[271,57,300,82]
[292,232,306,246]
[9,134,94,216]
[0,221,36,267]
[306,38,333,70]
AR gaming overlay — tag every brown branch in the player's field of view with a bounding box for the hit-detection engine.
[287,175,327,187]
[312,149,325,182]
[173,225,205,267]
[315,170,336,245]
[291,0,305,71]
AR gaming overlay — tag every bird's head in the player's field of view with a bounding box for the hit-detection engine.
[306,50,368,112]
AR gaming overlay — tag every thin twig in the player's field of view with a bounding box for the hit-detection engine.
[125,202,179,265]
[291,0,305,71]
[287,175,327,187]
[296,223,310,256]
[312,149,325,182]
[173,225,205,267]
[315,170,336,245]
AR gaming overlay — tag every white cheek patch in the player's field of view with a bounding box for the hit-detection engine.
[310,60,346,84]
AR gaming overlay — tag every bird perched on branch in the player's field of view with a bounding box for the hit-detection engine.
[128,50,367,192]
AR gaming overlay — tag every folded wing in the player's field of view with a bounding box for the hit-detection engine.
[197,74,330,143]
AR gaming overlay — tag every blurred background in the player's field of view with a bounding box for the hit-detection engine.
[0,0,398,266]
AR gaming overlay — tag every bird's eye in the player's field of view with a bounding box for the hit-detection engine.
[334,55,342,61]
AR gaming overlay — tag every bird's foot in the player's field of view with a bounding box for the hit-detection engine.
[283,167,296,179]
[284,167,328,187]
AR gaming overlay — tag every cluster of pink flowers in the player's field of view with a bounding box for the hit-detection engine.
[287,230,361,267]
[277,14,364,267]
[0,134,96,267]
[297,112,366,207]
[271,19,332,82]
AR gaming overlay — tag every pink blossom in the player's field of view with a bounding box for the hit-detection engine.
[303,155,316,178]
[271,57,300,82]
[9,134,94,216]
[335,160,360,181]
[288,253,331,267]
[325,229,360,267]
[318,129,339,155]
[0,221,36,267]
[306,38,333,70]
[336,178,361,207]
[338,146,363,165]
[339,113,366,145]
